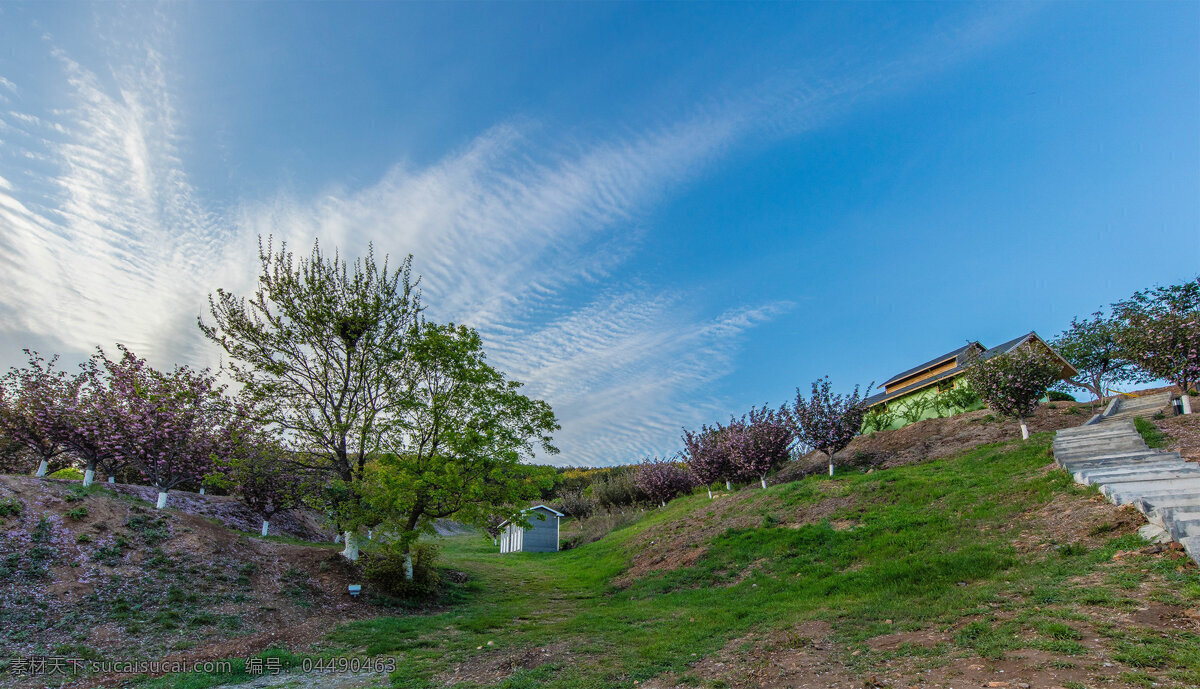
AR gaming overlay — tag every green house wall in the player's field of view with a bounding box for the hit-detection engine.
[863,376,985,432]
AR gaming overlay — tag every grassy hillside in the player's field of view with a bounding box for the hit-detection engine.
[0,475,365,685]
[124,431,1200,689]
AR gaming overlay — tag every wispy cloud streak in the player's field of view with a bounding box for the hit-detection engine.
[0,6,1030,465]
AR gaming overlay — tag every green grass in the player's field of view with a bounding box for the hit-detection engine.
[1134,417,1171,449]
[136,433,1200,688]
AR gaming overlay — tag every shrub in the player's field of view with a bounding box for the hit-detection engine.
[591,467,649,509]
[0,497,21,518]
[552,489,595,519]
[48,467,84,480]
[362,542,440,599]
[1048,391,1076,402]
[561,507,644,550]
[66,506,88,521]
[894,397,930,424]
[861,407,894,434]
[942,385,983,412]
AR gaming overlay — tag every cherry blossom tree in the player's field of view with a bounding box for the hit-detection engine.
[1053,311,1140,404]
[961,345,1064,439]
[725,405,794,489]
[635,456,697,507]
[792,377,872,476]
[1113,277,1200,414]
[216,431,309,537]
[100,346,240,508]
[682,423,733,498]
[54,357,126,487]
[0,351,73,477]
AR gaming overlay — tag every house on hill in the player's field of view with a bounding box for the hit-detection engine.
[498,505,563,554]
[863,332,1077,431]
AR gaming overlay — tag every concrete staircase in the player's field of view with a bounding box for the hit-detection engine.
[1052,392,1200,565]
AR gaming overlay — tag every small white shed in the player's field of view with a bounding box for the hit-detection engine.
[498,505,563,554]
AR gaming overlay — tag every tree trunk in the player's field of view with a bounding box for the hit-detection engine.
[35,459,48,477]
[108,475,115,484]
[261,520,270,537]
[828,456,834,477]
[156,491,168,509]
[1019,420,1030,440]
[661,500,666,508]
[341,531,360,560]
[706,487,713,499]
[760,475,767,490]
[82,458,96,487]
[199,487,205,495]
[334,534,341,543]
[1183,394,1193,415]
[403,551,414,580]
[367,529,373,540]
[725,479,731,490]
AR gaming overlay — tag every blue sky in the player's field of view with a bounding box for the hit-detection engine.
[0,2,1196,467]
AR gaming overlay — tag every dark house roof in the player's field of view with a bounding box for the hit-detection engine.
[864,332,1076,409]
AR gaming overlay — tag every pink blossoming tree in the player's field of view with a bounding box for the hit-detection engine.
[791,377,872,476]
[681,423,733,498]
[1113,277,1200,414]
[725,405,794,489]
[635,456,697,507]
[100,346,240,509]
[0,351,73,477]
[961,344,1064,440]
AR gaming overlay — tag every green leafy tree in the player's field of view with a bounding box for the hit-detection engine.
[1052,311,1139,403]
[199,237,421,559]
[363,322,559,578]
[961,344,1065,440]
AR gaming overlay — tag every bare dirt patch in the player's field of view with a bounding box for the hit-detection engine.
[435,641,574,687]
[1013,492,1145,552]
[0,475,383,688]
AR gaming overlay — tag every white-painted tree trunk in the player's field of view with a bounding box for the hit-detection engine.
[82,468,95,487]
[403,551,414,580]
[199,487,205,495]
[706,487,713,499]
[660,500,666,508]
[367,529,373,540]
[108,475,116,484]
[725,479,731,490]
[1020,421,1030,440]
[156,491,168,509]
[341,531,360,560]
[261,520,270,537]
[334,534,341,543]
[1183,395,1193,415]
[828,458,834,477]
[35,459,48,477]
[760,475,767,490]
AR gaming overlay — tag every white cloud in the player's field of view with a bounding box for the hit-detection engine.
[0,5,1031,465]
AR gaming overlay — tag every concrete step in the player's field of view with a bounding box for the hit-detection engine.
[1056,444,1150,459]
[1139,498,1200,523]
[1056,449,1159,464]
[1161,511,1200,541]
[1059,452,1180,468]
[1182,536,1200,567]
[1081,471,1200,488]
[1074,464,1195,483]
[1055,426,1137,440]
[1105,478,1200,504]
[1058,421,1135,436]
